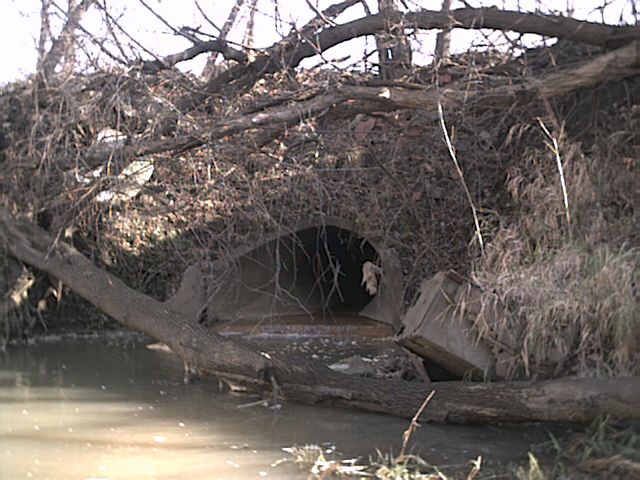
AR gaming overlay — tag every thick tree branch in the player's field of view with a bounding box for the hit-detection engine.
[434,0,453,61]
[178,0,361,110]
[0,207,270,383]
[201,0,245,77]
[181,7,639,109]
[139,39,248,73]
[285,8,639,70]
[81,39,640,168]
[1,206,639,423]
[339,8,638,51]
[376,0,413,79]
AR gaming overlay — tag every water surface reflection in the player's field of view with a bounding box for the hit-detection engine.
[1,337,552,479]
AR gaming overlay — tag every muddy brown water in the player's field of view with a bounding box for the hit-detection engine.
[1,336,560,479]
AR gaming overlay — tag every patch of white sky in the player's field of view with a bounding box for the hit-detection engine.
[2,0,637,85]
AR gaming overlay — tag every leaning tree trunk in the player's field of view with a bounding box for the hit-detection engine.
[434,0,452,62]
[376,0,412,79]
[38,0,96,80]
[1,207,639,424]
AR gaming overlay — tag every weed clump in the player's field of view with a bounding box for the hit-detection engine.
[474,138,639,378]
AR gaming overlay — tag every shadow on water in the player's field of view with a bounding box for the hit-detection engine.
[1,337,563,479]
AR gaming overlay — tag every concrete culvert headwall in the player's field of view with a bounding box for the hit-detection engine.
[202,219,403,327]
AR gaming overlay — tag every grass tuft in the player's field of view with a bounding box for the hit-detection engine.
[473,141,639,379]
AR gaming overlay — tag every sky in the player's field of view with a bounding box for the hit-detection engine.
[2,0,637,85]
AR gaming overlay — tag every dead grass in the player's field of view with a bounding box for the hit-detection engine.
[283,416,640,479]
[546,415,640,479]
[473,132,639,378]
[476,241,638,378]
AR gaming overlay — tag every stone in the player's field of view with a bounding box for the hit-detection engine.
[396,271,497,380]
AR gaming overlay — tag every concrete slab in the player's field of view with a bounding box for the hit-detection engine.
[396,271,496,380]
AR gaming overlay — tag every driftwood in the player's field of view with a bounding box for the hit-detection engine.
[1,206,639,424]
[5,3,640,424]
[30,5,640,171]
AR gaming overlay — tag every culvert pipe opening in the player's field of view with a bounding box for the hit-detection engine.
[287,225,378,314]
[205,223,403,326]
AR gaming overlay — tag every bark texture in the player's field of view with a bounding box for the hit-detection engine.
[434,0,452,61]
[179,7,639,107]
[38,0,96,79]
[1,207,639,424]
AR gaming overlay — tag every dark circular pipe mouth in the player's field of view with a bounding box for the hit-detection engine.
[291,225,378,314]
[203,219,401,326]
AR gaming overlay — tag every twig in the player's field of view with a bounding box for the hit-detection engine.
[39,0,97,78]
[398,390,435,459]
[304,0,338,28]
[467,455,483,480]
[137,0,184,38]
[236,399,269,409]
[537,117,571,229]
[95,1,159,62]
[194,0,221,33]
[437,101,484,254]
[200,0,245,75]
[49,1,128,66]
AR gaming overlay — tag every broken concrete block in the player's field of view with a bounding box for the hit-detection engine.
[396,271,496,380]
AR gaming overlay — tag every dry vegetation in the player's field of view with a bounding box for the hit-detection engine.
[474,119,640,378]
[284,414,640,479]
[1,18,638,379]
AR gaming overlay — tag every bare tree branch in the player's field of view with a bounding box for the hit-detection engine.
[67,9,129,66]
[95,0,159,62]
[376,0,412,79]
[180,6,640,110]
[179,0,363,110]
[0,207,640,423]
[39,0,97,79]
[139,39,248,73]
[202,0,245,77]
[434,0,452,61]
[293,7,639,65]
[61,0,79,74]
[36,0,53,72]
[80,39,640,171]
[137,0,185,37]
[1,206,639,423]
[246,0,259,47]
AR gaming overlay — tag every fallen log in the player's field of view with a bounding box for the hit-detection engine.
[1,206,638,424]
